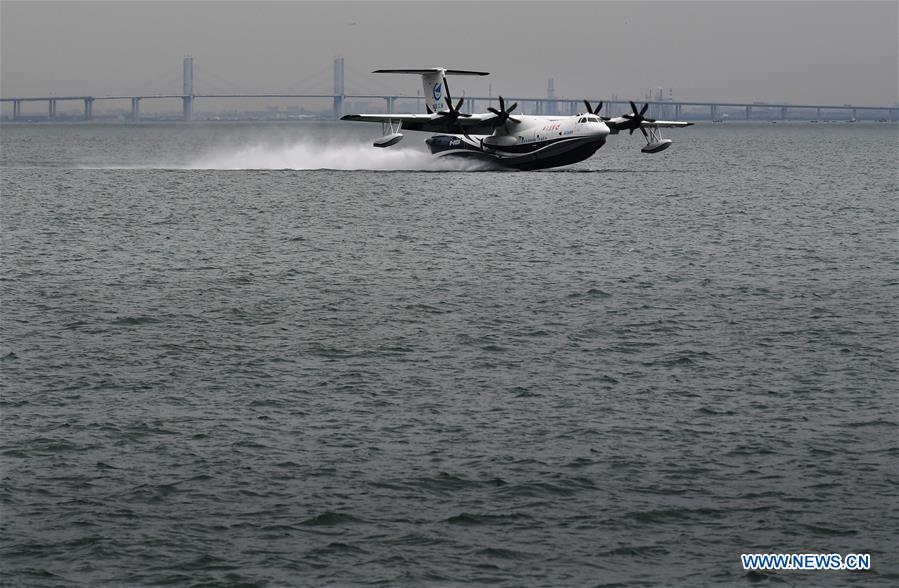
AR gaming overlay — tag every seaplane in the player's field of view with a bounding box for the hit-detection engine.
[341,68,693,171]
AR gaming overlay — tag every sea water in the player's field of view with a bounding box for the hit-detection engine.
[1,121,897,586]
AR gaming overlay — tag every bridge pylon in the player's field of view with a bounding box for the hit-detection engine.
[183,56,194,121]
[333,56,345,120]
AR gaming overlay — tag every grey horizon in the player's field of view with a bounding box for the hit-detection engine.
[2,1,897,115]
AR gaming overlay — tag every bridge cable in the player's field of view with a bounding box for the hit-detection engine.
[124,66,183,96]
[195,66,253,95]
[278,66,333,94]
[344,63,405,95]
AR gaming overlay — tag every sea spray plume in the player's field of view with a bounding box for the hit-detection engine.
[186,137,497,171]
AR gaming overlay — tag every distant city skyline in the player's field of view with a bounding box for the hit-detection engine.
[2,1,897,115]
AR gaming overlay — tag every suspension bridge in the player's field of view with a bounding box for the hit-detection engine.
[2,57,896,123]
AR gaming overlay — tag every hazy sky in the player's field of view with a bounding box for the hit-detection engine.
[2,0,897,110]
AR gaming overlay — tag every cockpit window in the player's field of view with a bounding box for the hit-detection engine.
[579,117,586,123]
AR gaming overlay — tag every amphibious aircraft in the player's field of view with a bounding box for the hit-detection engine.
[341,68,693,171]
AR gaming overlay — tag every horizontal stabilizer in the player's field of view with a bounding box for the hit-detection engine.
[373,68,489,76]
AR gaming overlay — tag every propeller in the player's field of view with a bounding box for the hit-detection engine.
[621,100,656,137]
[584,100,612,121]
[583,100,604,116]
[434,76,469,123]
[487,96,521,127]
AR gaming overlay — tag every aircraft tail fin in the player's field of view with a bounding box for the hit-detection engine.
[373,68,489,114]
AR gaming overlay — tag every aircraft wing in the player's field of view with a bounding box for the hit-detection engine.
[642,120,693,128]
[341,112,501,135]
[340,113,433,124]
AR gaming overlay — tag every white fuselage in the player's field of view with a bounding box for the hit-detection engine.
[487,113,609,145]
[427,113,611,170]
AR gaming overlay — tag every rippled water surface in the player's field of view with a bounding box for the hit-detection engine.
[2,122,897,586]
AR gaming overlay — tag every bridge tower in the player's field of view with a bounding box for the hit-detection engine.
[546,78,555,116]
[333,56,345,120]
[183,56,194,121]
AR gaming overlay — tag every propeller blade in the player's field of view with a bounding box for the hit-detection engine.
[442,76,459,114]
[640,126,648,139]
[640,103,649,116]
[630,101,639,116]
[487,97,518,125]
[584,100,593,114]
[596,101,603,114]
[456,96,464,112]
[508,117,521,124]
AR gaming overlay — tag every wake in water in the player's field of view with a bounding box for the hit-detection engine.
[186,138,496,171]
[73,129,501,171]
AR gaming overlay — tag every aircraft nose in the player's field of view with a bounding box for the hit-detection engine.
[595,122,611,138]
